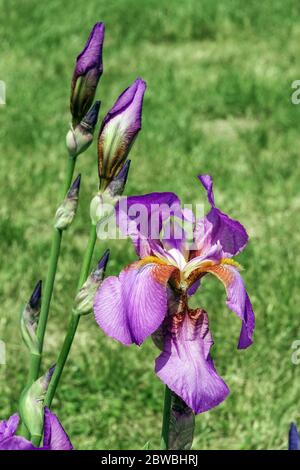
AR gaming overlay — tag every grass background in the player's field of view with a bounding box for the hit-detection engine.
[0,0,300,450]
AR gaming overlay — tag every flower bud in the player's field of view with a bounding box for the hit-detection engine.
[20,281,42,355]
[19,366,55,439]
[54,175,81,230]
[73,250,109,315]
[66,101,100,157]
[71,23,105,127]
[90,160,131,225]
[98,78,146,190]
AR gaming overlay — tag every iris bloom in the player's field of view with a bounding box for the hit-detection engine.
[97,78,147,189]
[0,408,72,450]
[94,174,255,414]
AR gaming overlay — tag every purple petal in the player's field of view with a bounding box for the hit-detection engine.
[194,175,248,257]
[0,436,37,450]
[74,23,105,78]
[94,262,175,346]
[0,414,19,440]
[205,264,255,349]
[155,309,229,414]
[43,408,73,451]
[116,192,182,257]
[98,78,146,181]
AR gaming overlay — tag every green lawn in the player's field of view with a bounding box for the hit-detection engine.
[1,0,300,450]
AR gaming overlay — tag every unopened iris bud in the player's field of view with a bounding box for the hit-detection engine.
[73,250,109,315]
[71,23,105,127]
[66,101,100,158]
[98,78,146,190]
[20,281,42,355]
[90,160,131,225]
[19,366,55,439]
[54,175,81,230]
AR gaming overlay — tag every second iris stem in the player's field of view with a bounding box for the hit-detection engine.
[27,157,76,385]
[160,385,172,450]
[44,223,97,408]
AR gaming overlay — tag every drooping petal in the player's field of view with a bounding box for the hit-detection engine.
[116,192,182,257]
[94,261,175,346]
[98,78,146,184]
[289,423,300,450]
[155,309,230,414]
[194,175,248,258]
[0,414,19,440]
[205,264,255,349]
[43,408,73,451]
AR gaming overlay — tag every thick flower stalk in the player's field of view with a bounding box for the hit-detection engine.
[93,173,255,448]
[0,408,72,450]
[70,22,104,127]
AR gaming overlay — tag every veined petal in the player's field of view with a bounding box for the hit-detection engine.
[0,436,36,450]
[0,414,19,440]
[116,192,182,258]
[43,408,73,451]
[98,78,146,183]
[205,264,255,349]
[94,262,176,346]
[155,309,229,414]
[194,175,248,258]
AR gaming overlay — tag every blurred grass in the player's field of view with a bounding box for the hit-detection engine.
[0,0,300,450]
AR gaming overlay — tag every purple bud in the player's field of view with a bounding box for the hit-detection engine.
[98,78,146,189]
[66,102,100,157]
[71,23,105,126]
[74,249,110,315]
[29,280,42,310]
[55,176,81,230]
[82,100,101,129]
[289,422,300,450]
[67,174,81,199]
[107,160,131,197]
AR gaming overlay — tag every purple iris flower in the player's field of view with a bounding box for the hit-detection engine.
[94,174,255,414]
[97,78,147,189]
[0,408,72,450]
[71,23,105,126]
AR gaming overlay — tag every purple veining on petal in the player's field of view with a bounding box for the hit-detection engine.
[43,408,73,451]
[155,309,230,414]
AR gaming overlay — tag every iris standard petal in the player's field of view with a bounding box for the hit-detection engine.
[94,262,175,346]
[155,309,230,414]
[116,192,182,257]
[194,174,248,257]
[0,436,36,450]
[43,407,73,450]
[205,264,255,349]
[98,78,146,182]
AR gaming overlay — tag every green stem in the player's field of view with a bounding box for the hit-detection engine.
[160,386,172,450]
[19,157,76,439]
[31,434,42,447]
[44,224,97,409]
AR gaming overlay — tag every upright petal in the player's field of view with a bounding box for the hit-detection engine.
[94,261,175,346]
[116,192,182,257]
[98,78,147,185]
[155,309,229,414]
[205,264,255,349]
[194,175,248,258]
[74,23,105,78]
[43,408,73,451]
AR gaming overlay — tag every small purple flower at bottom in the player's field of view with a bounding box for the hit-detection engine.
[0,408,73,450]
[94,174,255,414]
